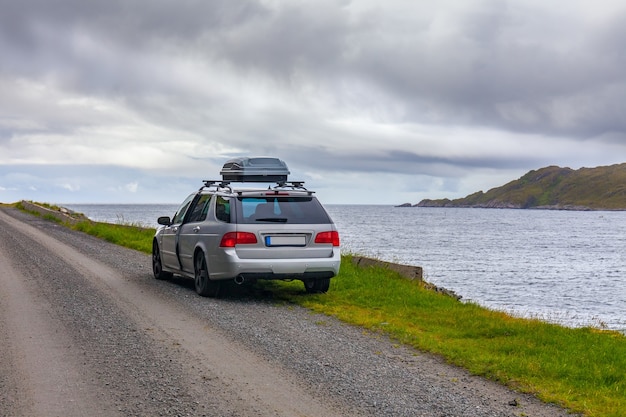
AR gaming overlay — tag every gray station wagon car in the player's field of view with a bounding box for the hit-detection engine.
[152,157,341,297]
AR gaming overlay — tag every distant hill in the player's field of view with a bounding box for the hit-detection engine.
[413,163,626,210]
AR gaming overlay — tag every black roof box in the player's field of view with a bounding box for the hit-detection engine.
[220,157,290,182]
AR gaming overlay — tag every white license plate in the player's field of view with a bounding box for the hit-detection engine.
[265,235,306,246]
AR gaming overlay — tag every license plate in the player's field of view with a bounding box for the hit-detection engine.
[265,235,306,246]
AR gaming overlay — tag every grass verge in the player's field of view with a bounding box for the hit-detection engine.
[15,201,154,253]
[13,202,625,417]
[71,220,155,253]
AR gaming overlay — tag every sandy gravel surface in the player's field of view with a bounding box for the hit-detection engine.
[0,207,578,417]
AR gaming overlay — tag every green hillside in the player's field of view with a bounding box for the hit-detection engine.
[416,163,626,210]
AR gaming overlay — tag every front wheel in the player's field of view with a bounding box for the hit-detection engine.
[152,241,173,280]
[194,252,221,297]
[303,278,330,294]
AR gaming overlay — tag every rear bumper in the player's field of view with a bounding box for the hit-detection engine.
[208,248,341,281]
[238,271,336,281]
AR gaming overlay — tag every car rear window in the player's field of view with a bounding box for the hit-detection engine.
[235,196,332,224]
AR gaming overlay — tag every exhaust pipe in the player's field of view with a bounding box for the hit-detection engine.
[234,275,245,285]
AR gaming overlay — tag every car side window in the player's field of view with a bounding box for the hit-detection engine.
[172,194,196,224]
[187,194,212,223]
[215,196,231,223]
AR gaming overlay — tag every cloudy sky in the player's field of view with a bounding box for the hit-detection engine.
[1,0,625,205]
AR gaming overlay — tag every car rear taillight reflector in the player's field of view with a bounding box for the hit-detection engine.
[314,231,340,246]
[220,232,258,247]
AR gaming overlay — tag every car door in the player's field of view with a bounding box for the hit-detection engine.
[160,193,196,270]
[177,193,213,272]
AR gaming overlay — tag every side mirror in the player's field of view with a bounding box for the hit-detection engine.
[157,216,172,226]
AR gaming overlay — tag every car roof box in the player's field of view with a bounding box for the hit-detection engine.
[220,157,290,182]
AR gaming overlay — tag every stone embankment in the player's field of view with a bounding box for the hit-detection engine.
[351,256,461,300]
[19,200,87,225]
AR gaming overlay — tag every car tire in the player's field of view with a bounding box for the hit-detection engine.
[152,241,173,280]
[194,251,221,297]
[304,278,330,294]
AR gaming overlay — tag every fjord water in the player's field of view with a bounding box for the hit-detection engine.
[328,206,626,333]
[66,204,626,332]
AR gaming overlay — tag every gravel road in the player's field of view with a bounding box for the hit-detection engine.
[0,207,578,417]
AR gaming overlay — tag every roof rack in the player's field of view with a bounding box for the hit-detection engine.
[201,179,312,194]
[200,180,232,193]
[274,181,308,190]
[271,181,314,196]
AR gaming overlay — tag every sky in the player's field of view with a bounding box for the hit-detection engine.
[1,0,625,205]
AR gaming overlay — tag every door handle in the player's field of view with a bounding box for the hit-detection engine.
[172,226,178,232]
[193,226,200,233]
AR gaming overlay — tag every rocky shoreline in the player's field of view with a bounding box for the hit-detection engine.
[18,200,89,224]
[397,200,604,211]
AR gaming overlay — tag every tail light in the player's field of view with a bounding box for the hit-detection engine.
[220,232,258,247]
[315,231,340,246]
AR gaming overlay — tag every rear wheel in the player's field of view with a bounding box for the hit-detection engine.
[303,278,330,294]
[152,241,173,280]
[194,252,221,297]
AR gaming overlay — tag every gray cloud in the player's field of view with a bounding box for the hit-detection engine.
[1,0,625,204]
[349,3,626,138]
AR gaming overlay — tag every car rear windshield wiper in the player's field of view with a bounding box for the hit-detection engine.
[255,217,288,222]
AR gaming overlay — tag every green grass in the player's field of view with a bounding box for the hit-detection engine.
[14,201,154,253]
[13,202,626,416]
[72,220,155,253]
